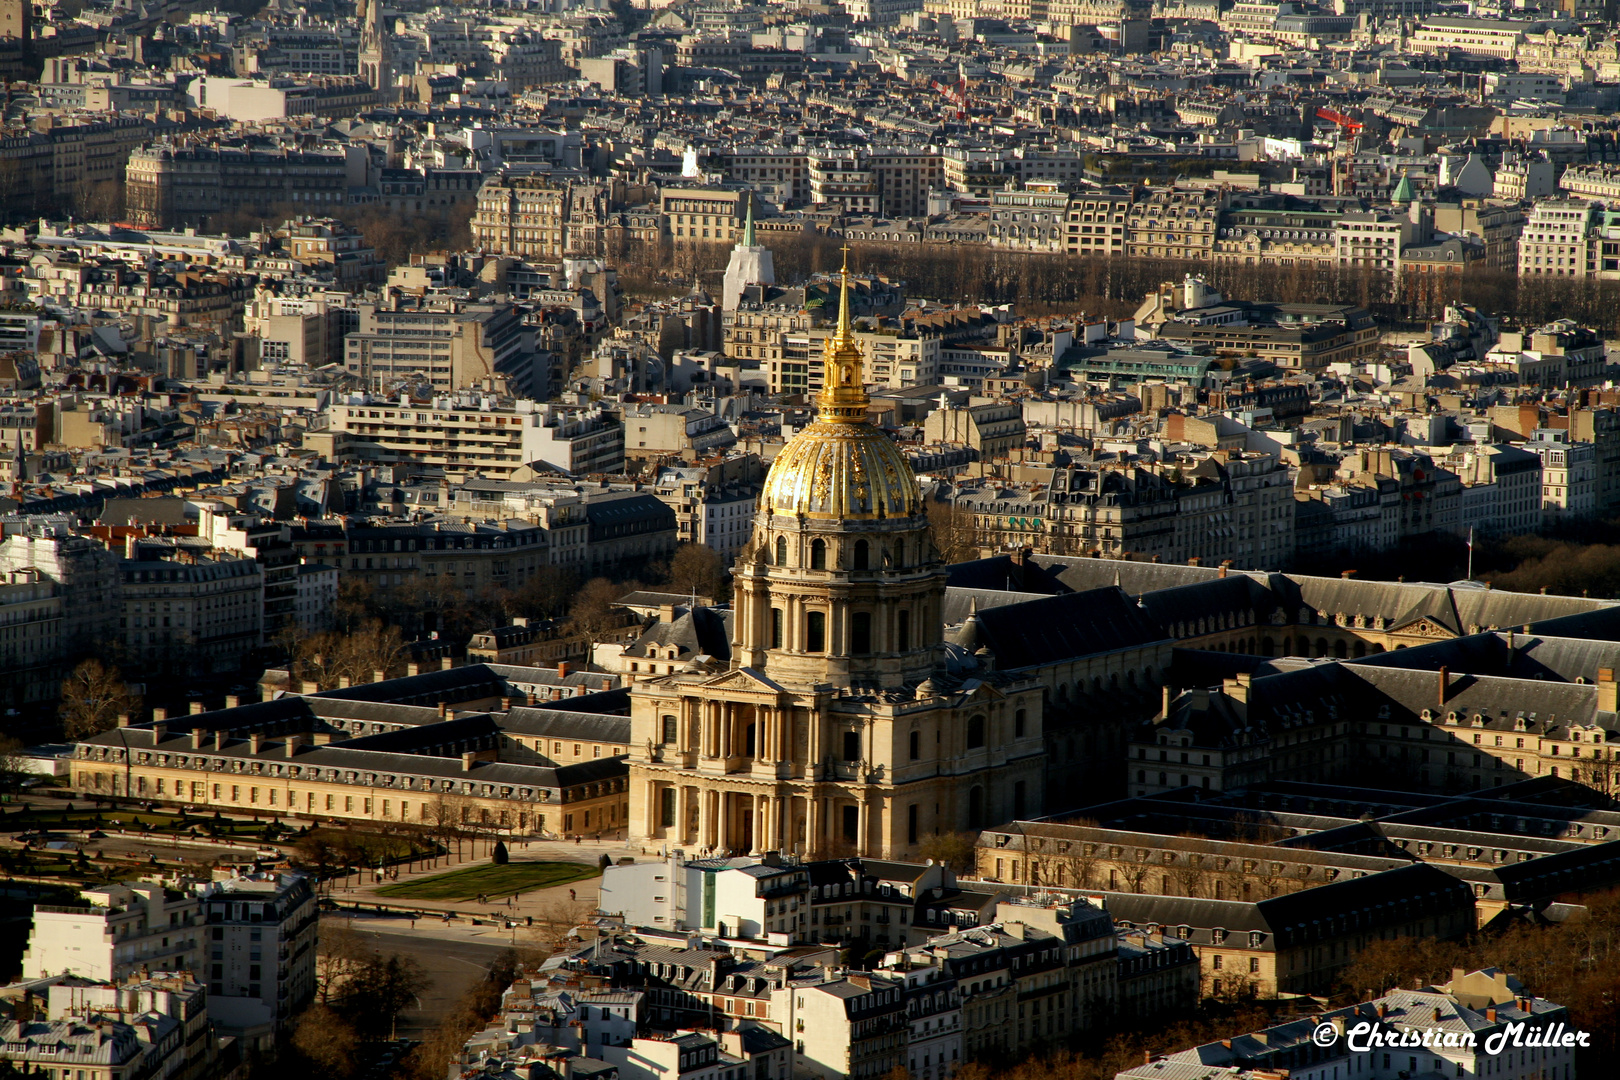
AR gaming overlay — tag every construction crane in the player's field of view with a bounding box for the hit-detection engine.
[931,77,969,121]
[1316,107,1365,196]
[1315,106,1364,134]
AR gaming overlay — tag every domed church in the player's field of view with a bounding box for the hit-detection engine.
[628,255,1045,859]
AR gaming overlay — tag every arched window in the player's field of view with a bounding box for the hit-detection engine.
[810,538,827,570]
[770,607,783,649]
[853,539,870,570]
[774,535,787,566]
[968,786,984,829]
[967,714,986,749]
[806,611,826,652]
[851,611,872,654]
[897,609,910,651]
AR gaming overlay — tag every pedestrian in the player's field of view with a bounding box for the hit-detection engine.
[569,888,576,902]
[507,895,513,908]
[575,835,581,845]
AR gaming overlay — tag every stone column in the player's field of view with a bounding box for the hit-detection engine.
[857,797,870,857]
[808,796,822,857]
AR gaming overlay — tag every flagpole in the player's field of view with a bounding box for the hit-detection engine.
[1467,526,1474,581]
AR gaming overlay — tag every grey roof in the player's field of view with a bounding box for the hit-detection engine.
[969,587,1171,669]
[502,707,632,745]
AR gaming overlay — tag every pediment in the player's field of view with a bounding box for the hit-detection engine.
[696,666,791,697]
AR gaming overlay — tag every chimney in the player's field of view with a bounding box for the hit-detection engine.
[558,661,571,678]
[1377,1002,1388,1018]
[189,701,205,715]
[659,602,677,623]
[1599,668,1617,713]
[285,734,301,758]
[1433,1006,1443,1022]
[1438,665,1449,705]
[1487,1006,1497,1023]
[441,656,456,670]
[1188,556,1201,567]
[373,669,387,683]
[153,707,168,723]
[438,701,448,719]
[461,751,477,772]
[501,697,513,711]
[190,729,204,750]
[337,676,351,688]
[407,662,423,676]
[150,721,165,742]
[248,734,263,754]
[225,694,241,709]
[116,713,130,728]
[301,680,320,694]
[1218,559,1231,578]
[1341,569,1355,579]
[213,731,226,751]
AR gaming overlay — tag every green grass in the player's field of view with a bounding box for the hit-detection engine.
[375,861,598,902]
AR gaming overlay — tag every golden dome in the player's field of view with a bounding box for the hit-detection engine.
[760,252,921,521]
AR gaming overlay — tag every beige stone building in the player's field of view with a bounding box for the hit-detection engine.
[628,262,1044,859]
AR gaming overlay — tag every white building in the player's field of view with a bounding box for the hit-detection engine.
[901,966,961,1080]
[771,971,908,1080]
[196,873,318,1041]
[599,855,808,940]
[294,561,338,632]
[722,196,776,312]
[1517,198,1596,278]
[22,883,203,984]
[1526,433,1598,523]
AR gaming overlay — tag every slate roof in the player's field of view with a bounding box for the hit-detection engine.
[969,586,1170,669]
[624,606,733,662]
[502,707,632,745]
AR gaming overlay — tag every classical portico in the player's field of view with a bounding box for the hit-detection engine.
[629,255,1045,859]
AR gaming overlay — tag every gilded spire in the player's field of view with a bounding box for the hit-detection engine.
[817,245,868,423]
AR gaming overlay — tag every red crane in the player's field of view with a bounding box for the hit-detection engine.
[1315,106,1364,133]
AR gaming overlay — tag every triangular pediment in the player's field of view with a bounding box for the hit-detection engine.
[1389,616,1454,638]
[696,666,791,696]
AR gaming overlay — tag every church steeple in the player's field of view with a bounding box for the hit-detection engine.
[742,191,756,247]
[817,246,867,423]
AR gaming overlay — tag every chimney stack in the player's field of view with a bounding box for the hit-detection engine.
[558,661,571,678]
[213,731,226,751]
[461,751,477,772]
[438,701,448,719]
[151,721,165,743]
[407,662,422,676]
[285,734,301,758]
[225,694,241,710]
[373,669,387,684]
[190,729,204,749]
[1599,668,1617,713]
[248,734,263,754]
[153,707,168,723]
[116,713,130,728]
[1487,1006,1497,1023]
[441,656,456,671]
[1438,665,1449,706]
[337,676,351,689]
[189,701,205,715]
[301,680,320,694]
[501,697,513,711]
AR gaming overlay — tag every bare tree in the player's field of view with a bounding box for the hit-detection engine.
[60,660,139,740]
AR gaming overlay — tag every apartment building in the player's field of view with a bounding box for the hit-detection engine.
[23,883,203,984]
[661,187,749,243]
[197,873,317,1036]
[0,568,61,710]
[1517,198,1597,278]
[1065,190,1129,257]
[1126,188,1223,261]
[119,540,264,678]
[124,142,361,230]
[321,396,624,480]
[343,297,536,396]
[774,972,907,1080]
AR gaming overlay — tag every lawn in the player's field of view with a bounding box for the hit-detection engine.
[375,861,598,902]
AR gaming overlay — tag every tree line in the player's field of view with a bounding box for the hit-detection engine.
[614,229,1620,331]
